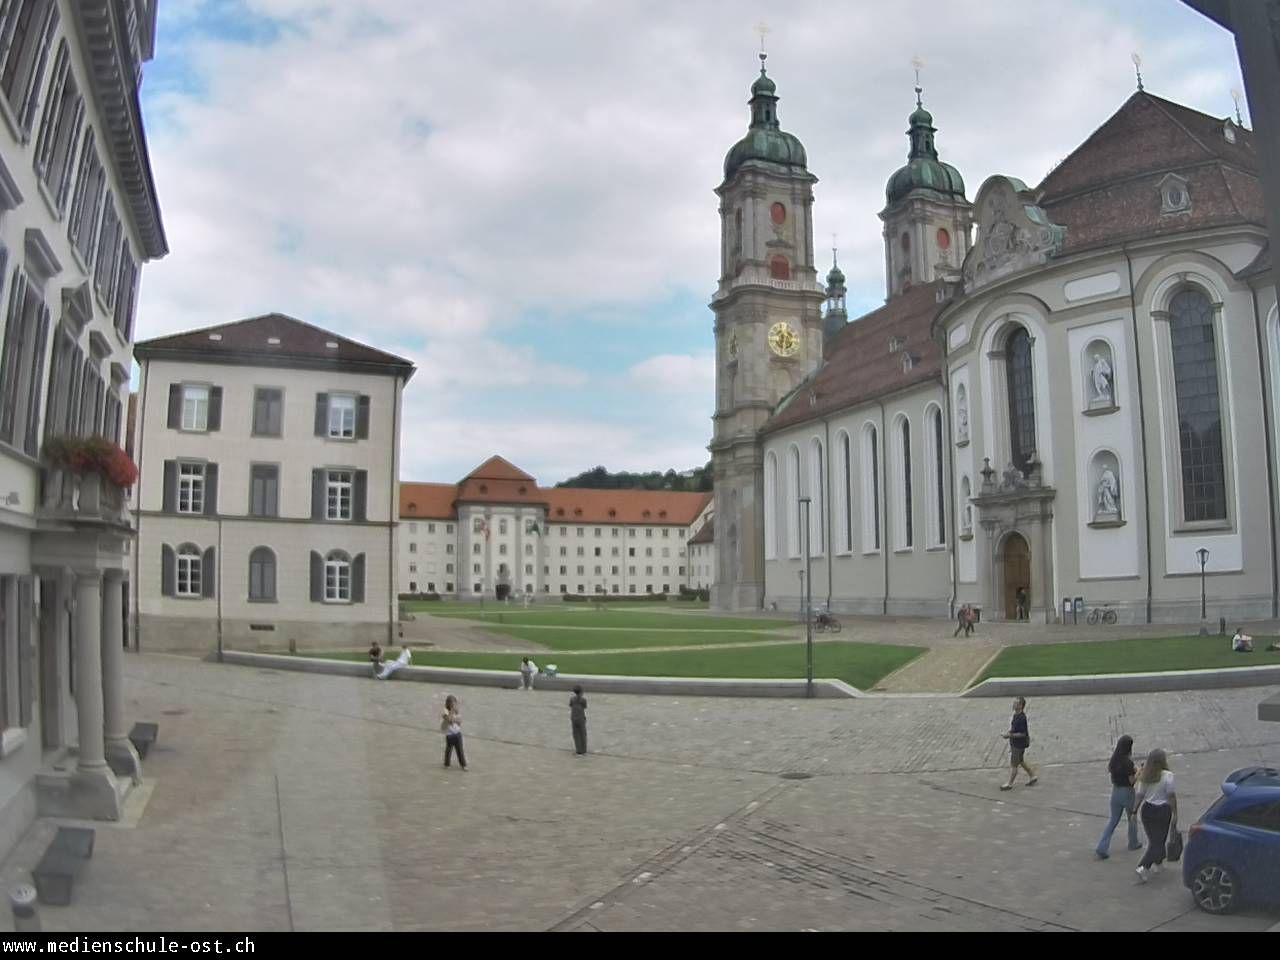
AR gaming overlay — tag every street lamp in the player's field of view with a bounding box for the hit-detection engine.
[799,496,814,698]
[1196,547,1210,635]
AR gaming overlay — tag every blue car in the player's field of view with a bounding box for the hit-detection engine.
[1182,766,1280,914]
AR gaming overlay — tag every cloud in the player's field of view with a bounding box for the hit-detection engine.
[137,0,1243,482]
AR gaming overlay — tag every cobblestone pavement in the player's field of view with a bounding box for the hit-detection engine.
[3,655,1276,932]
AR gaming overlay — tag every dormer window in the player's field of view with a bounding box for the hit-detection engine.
[1158,173,1191,216]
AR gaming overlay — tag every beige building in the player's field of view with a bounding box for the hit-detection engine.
[0,0,167,856]
[399,457,711,599]
[715,61,1277,625]
[132,313,414,651]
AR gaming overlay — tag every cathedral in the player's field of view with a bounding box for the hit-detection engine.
[710,54,1277,624]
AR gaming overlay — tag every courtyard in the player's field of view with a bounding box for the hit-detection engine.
[1,653,1275,932]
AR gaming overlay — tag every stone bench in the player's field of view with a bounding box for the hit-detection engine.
[32,827,95,906]
[129,722,159,759]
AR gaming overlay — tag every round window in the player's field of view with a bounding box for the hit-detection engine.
[771,202,786,225]
[936,228,951,250]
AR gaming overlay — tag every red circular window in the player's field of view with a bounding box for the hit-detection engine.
[770,202,786,225]
[936,228,951,250]
[769,256,791,281]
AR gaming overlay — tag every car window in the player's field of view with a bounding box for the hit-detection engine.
[1222,801,1280,833]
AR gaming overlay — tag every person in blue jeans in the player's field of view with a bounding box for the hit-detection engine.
[1096,734,1142,859]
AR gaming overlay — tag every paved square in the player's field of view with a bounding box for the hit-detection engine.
[2,655,1277,931]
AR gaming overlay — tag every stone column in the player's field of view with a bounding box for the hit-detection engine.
[71,570,121,819]
[101,570,139,780]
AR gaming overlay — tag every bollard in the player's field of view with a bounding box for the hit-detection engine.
[10,884,40,932]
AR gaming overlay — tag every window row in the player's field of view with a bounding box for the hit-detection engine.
[158,544,368,604]
[159,461,370,521]
[764,409,947,560]
[167,385,372,440]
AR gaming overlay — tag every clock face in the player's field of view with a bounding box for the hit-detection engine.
[767,321,800,357]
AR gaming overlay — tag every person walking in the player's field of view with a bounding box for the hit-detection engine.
[368,640,384,678]
[1134,749,1177,881]
[1015,586,1029,621]
[441,694,467,770]
[953,604,969,638]
[1095,734,1142,859]
[999,696,1038,790]
[964,604,977,637]
[569,685,588,756]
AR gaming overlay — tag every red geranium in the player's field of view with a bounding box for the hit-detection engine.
[43,434,139,489]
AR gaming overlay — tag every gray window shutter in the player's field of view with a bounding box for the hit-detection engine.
[162,460,176,513]
[18,577,33,726]
[354,470,367,521]
[167,384,181,428]
[204,463,218,515]
[311,469,325,519]
[202,547,216,598]
[310,550,323,602]
[161,544,175,597]
[207,386,222,432]
[268,468,279,517]
[352,553,366,603]
[356,395,370,439]
[314,393,328,436]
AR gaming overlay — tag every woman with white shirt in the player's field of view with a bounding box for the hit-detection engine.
[1134,748,1177,881]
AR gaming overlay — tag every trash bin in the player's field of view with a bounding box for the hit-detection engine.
[544,664,558,678]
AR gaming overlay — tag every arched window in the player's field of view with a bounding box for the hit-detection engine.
[176,543,202,598]
[837,431,853,553]
[809,438,825,555]
[787,445,801,558]
[249,547,277,601]
[763,451,778,560]
[1005,326,1036,471]
[1169,288,1226,521]
[927,405,946,546]
[324,550,351,602]
[863,425,880,552]
[897,417,913,549]
[770,255,791,281]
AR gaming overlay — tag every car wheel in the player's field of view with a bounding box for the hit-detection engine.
[1191,862,1240,914]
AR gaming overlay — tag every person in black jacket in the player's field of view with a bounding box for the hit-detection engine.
[570,686,588,756]
[999,696,1038,790]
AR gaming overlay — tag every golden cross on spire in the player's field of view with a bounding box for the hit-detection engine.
[911,55,925,106]
[832,233,839,267]
[1131,52,1144,92]
[1231,87,1244,125]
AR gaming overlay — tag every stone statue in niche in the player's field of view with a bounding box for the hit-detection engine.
[1090,351,1113,406]
[1001,464,1028,491]
[956,391,969,442]
[963,503,973,533]
[1096,465,1119,518]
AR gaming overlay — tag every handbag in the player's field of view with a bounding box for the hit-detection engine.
[1166,828,1183,862]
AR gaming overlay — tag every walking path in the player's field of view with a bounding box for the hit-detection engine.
[3,655,1275,931]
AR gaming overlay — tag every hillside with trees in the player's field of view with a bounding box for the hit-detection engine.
[556,463,713,492]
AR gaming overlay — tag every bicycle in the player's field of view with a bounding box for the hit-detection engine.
[1087,603,1118,626]
[811,609,842,633]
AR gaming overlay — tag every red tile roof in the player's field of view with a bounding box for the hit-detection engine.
[762,280,949,435]
[399,459,711,526]
[1037,92,1264,255]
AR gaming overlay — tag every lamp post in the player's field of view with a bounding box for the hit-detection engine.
[1196,547,1210,635]
[800,496,813,698]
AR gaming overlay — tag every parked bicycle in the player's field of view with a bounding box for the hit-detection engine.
[810,607,842,633]
[1087,603,1118,625]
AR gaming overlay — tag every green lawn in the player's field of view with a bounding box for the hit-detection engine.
[978,635,1280,682]
[462,624,792,651]
[310,641,925,690]
[405,604,784,632]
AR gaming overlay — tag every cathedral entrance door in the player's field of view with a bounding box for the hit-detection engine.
[1003,533,1030,620]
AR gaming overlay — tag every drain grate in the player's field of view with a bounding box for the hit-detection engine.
[780,772,813,781]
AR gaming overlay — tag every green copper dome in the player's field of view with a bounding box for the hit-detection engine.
[885,97,965,205]
[827,262,845,287]
[723,58,808,179]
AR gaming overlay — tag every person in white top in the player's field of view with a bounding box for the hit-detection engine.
[1231,628,1253,653]
[1134,748,1178,881]
[520,657,538,690]
[376,644,412,680]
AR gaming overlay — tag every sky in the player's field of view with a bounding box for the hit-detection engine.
[134,0,1247,486]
